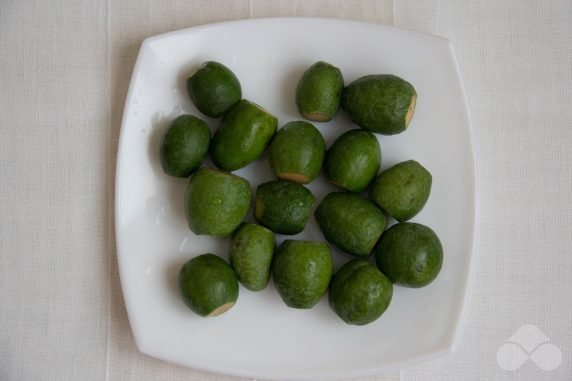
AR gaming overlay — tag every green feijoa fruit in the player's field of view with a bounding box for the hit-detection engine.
[159,114,211,178]
[186,61,242,117]
[375,222,443,288]
[229,223,275,291]
[295,61,344,122]
[324,129,381,192]
[184,168,251,237]
[269,121,325,184]
[210,99,278,171]
[254,180,315,235]
[315,192,386,257]
[342,74,417,135]
[178,253,239,317]
[272,240,333,309]
[369,160,432,222]
[329,259,393,325]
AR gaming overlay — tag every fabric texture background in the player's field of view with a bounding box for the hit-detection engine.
[1,1,570,380]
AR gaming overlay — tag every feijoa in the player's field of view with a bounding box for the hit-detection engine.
[272,240,333,309]
[229,223,275,291]
[178,253,239,317]
[186,61,242,117]
[369,160,432,222]
[296,61,344,122]
[324,129,381,192]
[329,259,393,325]
[269,121,325,184]
[342,74,417,135]
[184,168,251,237]
[375,222,443,288]
[315,192,386,257]
[159,115,210,178]
[210,99,278,171]
[254,180,315,235]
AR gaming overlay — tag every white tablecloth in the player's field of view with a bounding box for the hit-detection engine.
[1,1,570,380]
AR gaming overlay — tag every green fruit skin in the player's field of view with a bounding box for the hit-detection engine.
[254,180,315,235]
[186,61,242,117]
[272,240,333,309]
[269,121,325,184]
[229,223,276,291]
[375,222,443,288]
[159,115,211,178]
[184,168,251,237]
[315,192,387,257]
[369,160,432,222]
[324,129,381,192]
[296,61,344,122]
[329,259,393,325]
[178,254,239,317]
[211,99,278,171]
[342,74,417,135]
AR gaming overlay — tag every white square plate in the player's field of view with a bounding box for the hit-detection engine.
[115,18,476,380]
